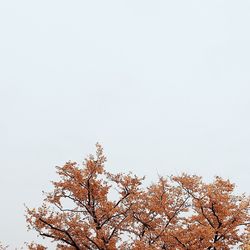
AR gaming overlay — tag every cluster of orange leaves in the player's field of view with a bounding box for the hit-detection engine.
[24,144,250,249]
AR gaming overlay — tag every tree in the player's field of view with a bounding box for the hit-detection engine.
[0,243,8,250]
[26,144,250,249]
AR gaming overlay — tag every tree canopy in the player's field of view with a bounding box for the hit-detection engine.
[25,144,250,249]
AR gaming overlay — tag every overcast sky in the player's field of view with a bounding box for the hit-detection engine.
[1,0,250,248]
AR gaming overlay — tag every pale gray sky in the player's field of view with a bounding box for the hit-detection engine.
[1,0,250,248]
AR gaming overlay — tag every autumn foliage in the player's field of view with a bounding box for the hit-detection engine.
[26,144,250,249]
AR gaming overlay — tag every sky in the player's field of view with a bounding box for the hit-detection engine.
[1,0,250,248]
